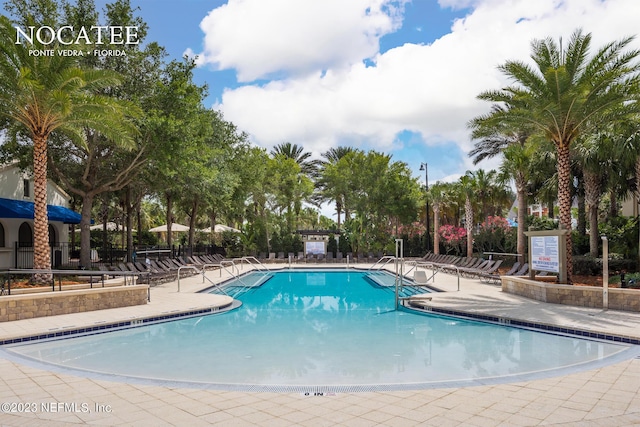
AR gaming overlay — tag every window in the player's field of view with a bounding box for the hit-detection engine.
[23,179,30,198]
[0,222,5,247]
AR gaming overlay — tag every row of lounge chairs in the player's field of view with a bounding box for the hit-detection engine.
[110,255,227,285]
[257,252,385,263]
[413,253,548,285]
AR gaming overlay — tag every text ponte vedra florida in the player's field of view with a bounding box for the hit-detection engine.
[14,25,139,57]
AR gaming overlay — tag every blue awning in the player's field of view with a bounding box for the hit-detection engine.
[0,197,81,224]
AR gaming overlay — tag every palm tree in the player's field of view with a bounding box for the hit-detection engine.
[472,29,640,283]
[317,147,356,229]
[270,142,320,177]
[428,181,452,255]
[500,143,535,257]
[0,16,139,277]
[458,172,477,258]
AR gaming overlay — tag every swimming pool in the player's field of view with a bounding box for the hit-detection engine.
[4,270,637,391]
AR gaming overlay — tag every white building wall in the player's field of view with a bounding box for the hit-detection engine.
[0,163,72,269]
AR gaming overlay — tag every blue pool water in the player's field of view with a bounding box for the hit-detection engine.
[5,270,635,390]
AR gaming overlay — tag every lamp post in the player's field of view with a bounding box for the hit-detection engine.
[420,162,430,252]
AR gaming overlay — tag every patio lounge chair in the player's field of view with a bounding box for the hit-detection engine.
[479,261,521,285]
[513,263,529,276]
[458,260,498,279]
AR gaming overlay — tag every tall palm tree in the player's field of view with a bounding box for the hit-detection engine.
[317,146,356,229]
[0,16,139,277]
[428,181,452,255]
[574,131,617,256]
[458,172,477,258]
[500,143,535,257]
[472,29,640,283]
[270,142,320,177]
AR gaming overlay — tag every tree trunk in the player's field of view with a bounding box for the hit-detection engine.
[135,198,142,247]
[165,193,173,247]
[100,197,109,262]
[515,179,527,259]
[577,189,586,235]
[188,197,199,248]
[32,135,51,280]
[79,193,95,268]
[125,187,134,262]
[584,170,601,258]
[609,189,618,218]
[465,197,473,258]
[433,203,440,255]
[556,143,573,284]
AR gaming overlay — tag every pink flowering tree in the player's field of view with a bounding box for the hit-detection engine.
[474,216,516,254]
[438,224,467,255]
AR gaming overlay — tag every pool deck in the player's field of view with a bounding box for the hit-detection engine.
[1,262,639,426]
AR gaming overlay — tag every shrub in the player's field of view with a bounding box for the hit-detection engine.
[474,216,516,254]
[572,255,637,276]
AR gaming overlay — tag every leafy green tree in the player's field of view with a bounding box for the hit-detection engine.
[472,29,640,283]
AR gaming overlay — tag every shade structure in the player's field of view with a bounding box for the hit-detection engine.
[0,197,81,224]
[148,223,190,233]
[89,222,135,232]
[201,224,241,233]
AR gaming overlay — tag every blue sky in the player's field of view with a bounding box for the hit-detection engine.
[117,0,638,190]
[5,0,640,219]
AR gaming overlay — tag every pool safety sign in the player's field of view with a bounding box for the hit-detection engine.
[525,228,569,283]
[531,235,560,273]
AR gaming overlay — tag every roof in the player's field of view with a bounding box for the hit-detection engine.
[296,229,341,235]
[0,197,81,224]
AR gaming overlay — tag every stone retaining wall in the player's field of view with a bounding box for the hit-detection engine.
[501,276,640,312]
[0,285,149,322]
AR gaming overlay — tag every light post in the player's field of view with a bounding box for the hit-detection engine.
[420,162,430,252]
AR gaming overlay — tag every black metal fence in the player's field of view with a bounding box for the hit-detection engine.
[12,242,227,269]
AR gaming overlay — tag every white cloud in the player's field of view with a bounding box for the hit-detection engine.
[205,0,640,175]
[193,0,407,82]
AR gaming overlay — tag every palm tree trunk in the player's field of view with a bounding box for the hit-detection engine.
[609,189,618,218]
[465,197,473,258]
[584,170,601,257]
[433,204,440,255]
[32,135,51,282]
[515,179,527,258]
[557,143,573,284]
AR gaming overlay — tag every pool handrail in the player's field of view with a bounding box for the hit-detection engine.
[368,255,396,271]
[240,256,269,272]
[177,265,201,292]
